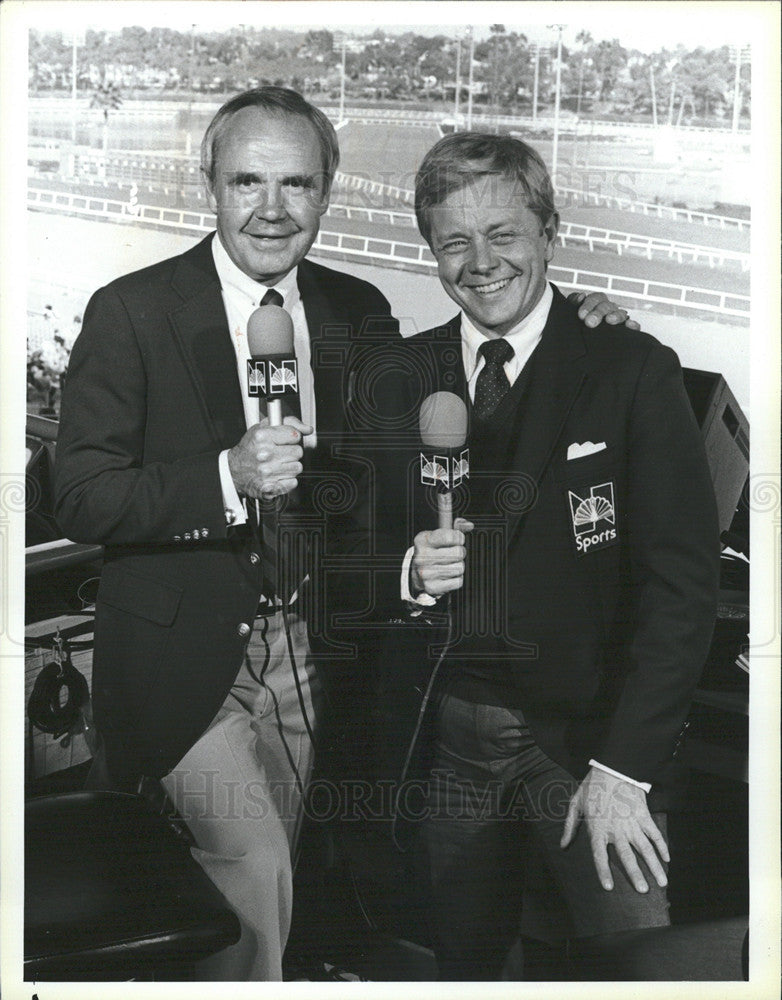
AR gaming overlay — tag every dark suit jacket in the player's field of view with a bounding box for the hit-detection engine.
[54,233,400,786]
[399,285,720,792]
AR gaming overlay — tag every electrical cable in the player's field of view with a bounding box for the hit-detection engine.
[281,599,380,933]
[391,595,454,853]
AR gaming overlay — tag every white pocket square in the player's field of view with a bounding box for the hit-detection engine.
[567,440,607,460]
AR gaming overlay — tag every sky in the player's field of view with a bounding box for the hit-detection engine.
[5,0,762,54]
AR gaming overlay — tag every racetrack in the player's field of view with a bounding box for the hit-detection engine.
[27,177,749,301]
[25,111,753,415]
[26,210,751,413]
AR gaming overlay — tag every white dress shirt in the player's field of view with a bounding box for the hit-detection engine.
[461,281,553,402]
[211,233,317,524]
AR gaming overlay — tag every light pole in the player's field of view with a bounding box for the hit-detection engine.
[454,33,461,118]
[467,27,474,131]
[730,44,749,133]
[532,43,539,124]
[339,36,347,124]
[71,29,85,144]
[549,25,564,190]
[649,60,658,128]
[186,25,195,156]
[667,66,677,126]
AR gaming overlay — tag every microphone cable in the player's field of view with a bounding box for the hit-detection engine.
[280,599,381,934]
[281,600,317,752]
[391,594,454,853]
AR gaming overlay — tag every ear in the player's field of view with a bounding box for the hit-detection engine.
[317,177,332,217]
[543,212,560,263]
[202,168,218,215]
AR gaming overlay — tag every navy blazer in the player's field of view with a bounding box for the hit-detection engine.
[54,234,400,785]
[398,285,720,791]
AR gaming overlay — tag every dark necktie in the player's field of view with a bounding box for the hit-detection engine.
[257,287,301,422]
[260,287,284,308]
[255,286,298,602]
[473,338,514,421]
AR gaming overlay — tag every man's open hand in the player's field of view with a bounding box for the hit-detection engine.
[568,291,641,330]
[560,766,669,893]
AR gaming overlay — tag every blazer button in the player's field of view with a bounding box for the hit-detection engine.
[201,527,209,538]
[192,529,200,540]
[184,532,192,541]
[249,552,260,565]
[237,622,251,638]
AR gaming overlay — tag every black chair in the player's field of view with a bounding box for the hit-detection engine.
[25,790,241,981]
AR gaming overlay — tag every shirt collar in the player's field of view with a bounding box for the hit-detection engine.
[211,232,300,311]
[461,282,553,371]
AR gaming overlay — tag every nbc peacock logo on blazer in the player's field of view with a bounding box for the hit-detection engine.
[567,481,618,555]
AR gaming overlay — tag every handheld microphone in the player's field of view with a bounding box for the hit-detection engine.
[419,391,469,530]
[246,305,298,427]
[393,392,468,851]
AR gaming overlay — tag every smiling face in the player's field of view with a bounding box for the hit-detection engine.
[428,173,559,338]
[205,106,329,285]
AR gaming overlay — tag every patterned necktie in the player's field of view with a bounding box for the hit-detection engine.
[473,338,514,421]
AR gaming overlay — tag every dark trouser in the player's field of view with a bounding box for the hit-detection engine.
[424,694,670,980]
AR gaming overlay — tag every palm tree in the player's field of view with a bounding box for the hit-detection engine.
[575,30,593,115]
[490,23,505,130]
[90,81,123,158]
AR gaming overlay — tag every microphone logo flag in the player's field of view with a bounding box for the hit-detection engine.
[247,359,267,396]
[246,358,298,397]
[420,448,469,490]
[269,359,298,394]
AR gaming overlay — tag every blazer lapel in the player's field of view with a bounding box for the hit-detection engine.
[168,235,246,449]
[410,314,467,413]
[428,314,467,400]
[504,286,588,542]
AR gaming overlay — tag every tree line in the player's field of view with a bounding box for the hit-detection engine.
[29,26,750,125]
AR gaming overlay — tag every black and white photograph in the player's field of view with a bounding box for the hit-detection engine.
[1,1,779,996]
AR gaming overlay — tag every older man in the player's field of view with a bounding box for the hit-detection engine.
[402,133,720,979]
[54,88,635,980]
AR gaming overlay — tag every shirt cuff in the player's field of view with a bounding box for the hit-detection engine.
[401,545,438,613]
[219,449,247,526]
[588,759,652,794]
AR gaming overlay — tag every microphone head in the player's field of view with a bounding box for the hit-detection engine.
[247,305,294,356]
[419,391,468,449]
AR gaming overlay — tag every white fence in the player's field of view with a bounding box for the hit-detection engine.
[30,97,749,138]
[314,229,434,267]
[326,106,749,139]
[557,222,749,271]
[546,266,749,319]
[323,203,749,271]
[334,170,750,231]
[72,150,202,188]
[326,203,417,228]
[557,185,750,231]
[27,187,750,320]
[42,148,751,232]
[28,186,215,231]
[333,170,414,206]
